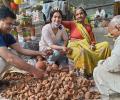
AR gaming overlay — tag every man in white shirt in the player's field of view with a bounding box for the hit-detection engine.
[94,7,106,27]
[93,15,120,99]
[95,7,106,19]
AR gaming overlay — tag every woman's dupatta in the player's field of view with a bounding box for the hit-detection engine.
[75,21,92,44]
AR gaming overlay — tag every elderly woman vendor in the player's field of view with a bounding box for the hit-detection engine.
[62,7,111,77]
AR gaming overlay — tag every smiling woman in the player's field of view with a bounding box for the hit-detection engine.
[62,7,111,78]
[39,9,69,67]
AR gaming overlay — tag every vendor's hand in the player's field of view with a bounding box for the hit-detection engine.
[36,55,45,61]
[38,52,47,59]
[60,50,66,55]
[62,46,67,52]
[90,44,96,51]
[43,72,49,79]
[32,68,44,79]
[41,52,47,57]
[45,49,53,56]
[98,60,104,66]
[66,48,73,55]
[32,68,48,79]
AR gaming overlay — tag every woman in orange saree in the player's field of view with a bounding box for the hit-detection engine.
[62,7,111,77]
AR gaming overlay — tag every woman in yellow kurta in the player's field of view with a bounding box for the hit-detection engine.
[62,7,111,77]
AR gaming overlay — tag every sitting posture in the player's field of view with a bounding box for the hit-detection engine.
[94,7,106,27]
[62,7,111,77]
[0,6,45,80]
[93,15,120,97]
[39,9,69,68]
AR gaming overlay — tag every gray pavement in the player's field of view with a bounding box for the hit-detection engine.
[93,27,114,48]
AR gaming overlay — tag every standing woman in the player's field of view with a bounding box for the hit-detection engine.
[39,9,68,67]
[62,7,111,77]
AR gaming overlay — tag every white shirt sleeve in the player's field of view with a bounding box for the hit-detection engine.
[42,26,54,46]
[101,9,106,18]
[99,37,120,72]
[95,10,99,18]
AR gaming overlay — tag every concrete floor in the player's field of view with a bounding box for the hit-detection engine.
[101,94,120,100]
[93,27,114,48]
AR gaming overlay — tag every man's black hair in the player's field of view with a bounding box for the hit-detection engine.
[0,6,16,20]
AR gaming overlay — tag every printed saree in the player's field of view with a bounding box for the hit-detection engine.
[67,21,111,75]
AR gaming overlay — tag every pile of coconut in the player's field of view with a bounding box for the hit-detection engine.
[0,65,100,100]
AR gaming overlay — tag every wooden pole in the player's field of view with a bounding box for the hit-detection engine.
[114,1,120,15]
